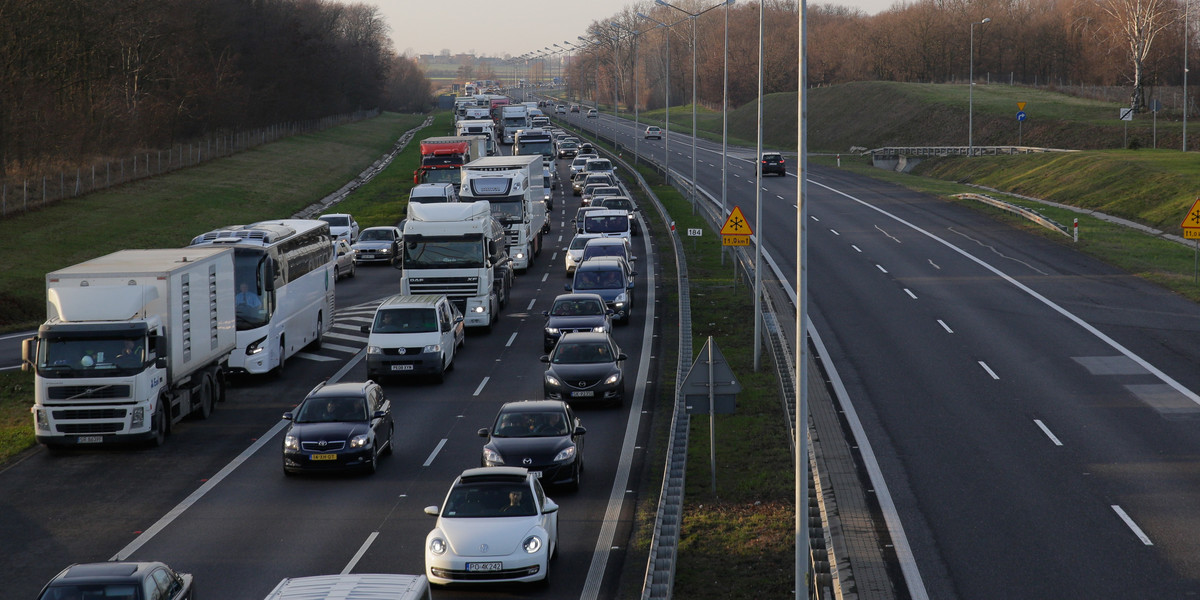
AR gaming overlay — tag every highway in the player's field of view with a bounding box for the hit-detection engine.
[0,146,662,599]
[555,105,1200,597]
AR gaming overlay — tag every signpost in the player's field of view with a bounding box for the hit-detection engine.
[721,206,752,247]
[1120,107,1134,148]
[1017,102,1027,145]
[1180,198,1200,281]
[680,336,741,494]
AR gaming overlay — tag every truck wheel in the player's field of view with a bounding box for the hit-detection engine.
[151,400,168,447]
[197,376,214,420]
[311,315,324,350]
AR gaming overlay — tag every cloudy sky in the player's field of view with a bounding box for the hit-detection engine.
[364,0,897,58]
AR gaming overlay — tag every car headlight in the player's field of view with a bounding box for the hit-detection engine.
[367,345,382,355]
[553,446,576,462]
[545,327,559,335]
[484,447,504,464]
[604,373,620,385]
[614,293,627,307]
[131,407,144,429]
[545,374,561,387]
[284,433,299,451]
[423,344,441,354]
[350,433,370,448]
[591,326,606,333]
[429,537,447,555]
[523,535,543,554]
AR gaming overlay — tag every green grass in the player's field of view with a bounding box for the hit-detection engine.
[0,370,36,463]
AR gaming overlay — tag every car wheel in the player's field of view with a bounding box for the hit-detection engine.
[333,266,340,281]
[348,261,356,278]
[567,460,582,492]
[433,355,446,383]
[365,448,378,474]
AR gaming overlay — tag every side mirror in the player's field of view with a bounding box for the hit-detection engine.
[574,426,587,436]
[454,316,464,324]
[424,506,440,517]
[539,355,551,363]
[360,324,371,334]
[477,427,490,438]
[617,353,628,361]
[563,284,572,292]
[372,410,387,420]
[543,498,559,514]
[542,310,550,317]
[282,412,294,421]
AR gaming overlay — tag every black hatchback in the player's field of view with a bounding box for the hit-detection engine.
[38,561,194,600]
[761,152,786,176]
[478,400,587,490]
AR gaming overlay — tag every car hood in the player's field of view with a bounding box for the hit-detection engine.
[488,436,574,463]
[547,362,619,380]
[546,315,606,329]
[291,421,369,441]
[435,517,543,557]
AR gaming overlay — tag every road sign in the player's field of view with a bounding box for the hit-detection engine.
[1017,101,1026,111]
[1016,111,1027,121]
[687,228,702,237]
[1119,107,1135,121]
[1150,99,1163,112]
[722,235,750,246]
[720,206,753,235]
[1181,198,1200,239]
[681,337,740,415]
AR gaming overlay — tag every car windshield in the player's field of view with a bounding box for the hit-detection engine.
[297,396,367,423]
[551,298,605,317]
[601,199,633,210]
[574,267,624,290]
[358,229,394,242]
[583,245,624,260]
[320,216,349,227]
[373,308,438,333]
[552,340,615,364]
[442,481,536,518]
[493,411,571,437]
[584,215,629,234]
[561,141,578,149]
[40,584,140,600]
[569,236,596,250]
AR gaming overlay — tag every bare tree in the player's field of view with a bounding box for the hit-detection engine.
[1096,0,1178,111]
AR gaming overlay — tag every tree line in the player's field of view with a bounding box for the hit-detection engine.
[565,0,1192,116]
[0,0,433,180]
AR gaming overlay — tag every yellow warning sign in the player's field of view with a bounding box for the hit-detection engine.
[723,235,751,246]
[1183,198,1200,239]
[1017,101,1026,111]
[720,206,753,236]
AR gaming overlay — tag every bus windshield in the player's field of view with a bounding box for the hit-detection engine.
[233,248,271,330]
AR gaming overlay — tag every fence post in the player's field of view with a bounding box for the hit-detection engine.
[107,162,111,187]
[76,169,81,196]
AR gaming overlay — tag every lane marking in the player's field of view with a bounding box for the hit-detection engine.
[1033,419,1063,446]
[527,298,537,311]
[979,361,1000,379]
[341,532,379,574]
[830,229,840,236]
[904,289,917,300]
[424,438,448,467]
[1112,505,1153,545]
[937,320,954,333]
[876,264,888,274]
[293,352,339,362]
[506,332,518,347]
[473,376,490,396]
[542,273,549,283]
[851,245,862,253]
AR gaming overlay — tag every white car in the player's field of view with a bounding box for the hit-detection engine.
[644,126,663,139]
[586,108,598,118]
[424,467,559,586]
[333,239,356,280]
[318,213,359,243]
[564,233,601,275]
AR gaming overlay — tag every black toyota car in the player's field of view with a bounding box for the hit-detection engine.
[282,380,394,475]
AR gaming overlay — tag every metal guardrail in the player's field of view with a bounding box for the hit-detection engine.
[953,192,1071,237]
[867,145,1076,157]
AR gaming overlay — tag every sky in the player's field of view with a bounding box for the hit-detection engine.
[365,0,896,59]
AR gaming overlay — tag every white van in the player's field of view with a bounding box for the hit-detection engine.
[409,183,459,204]
[581,209,632,245]
[263,574,432,600]
[361,295,465,383]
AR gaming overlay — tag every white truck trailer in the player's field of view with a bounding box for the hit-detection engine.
[459,155,546,273]
[22,248,237,448]
[401,201,513,330]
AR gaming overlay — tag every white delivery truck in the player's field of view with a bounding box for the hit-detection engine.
[499,104,530,144]
[22,248,237,448]
[459,155,546,273]
[263,574,432,600]
[455,120,496,156]
[401,201,513,330]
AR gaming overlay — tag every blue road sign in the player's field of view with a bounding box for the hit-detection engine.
[1016,111,1027,121]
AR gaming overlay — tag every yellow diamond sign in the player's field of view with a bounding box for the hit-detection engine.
[1182,198,1200,240]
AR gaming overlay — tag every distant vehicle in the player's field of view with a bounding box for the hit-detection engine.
[570,105,580,112]
[540,331,627,405]
[541,292,612,352]
[37,561,194,600]
[585,185,622,208]
[479,400,586,490]
[581,237,636,268]
[282,380,394,475]
[334,239,356,280]
[318,213,359,243]
[424,467,559,585]
[409,182,460,204]
[361,294,465,382]
[586,108,598,118]
[352,226,402,265]
[264,574,431,600]
[556,104,567,114]
[644,126,663,139]
[557,140,580,159]
[569,156,590,177]
[564,233,601,276]
[761,152,787,176]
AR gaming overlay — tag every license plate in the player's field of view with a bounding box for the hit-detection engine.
[310,454,337,461]
[467,562,503,572]
[571,391,594,398]
[77,436,103,444]
[391,364,414,371]
[361,254,375,259]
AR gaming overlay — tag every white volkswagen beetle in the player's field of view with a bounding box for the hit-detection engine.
[424,467,559,586]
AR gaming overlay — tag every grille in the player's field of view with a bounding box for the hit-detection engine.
[434,566,540,581]
[505,230,520,246]
[57,422,123,434]
[408,277,479,297]
[382,347,425,356]
[564,378,602,389]
[47,385,131,400]
[52,408,127,421]
[301,440,346,451]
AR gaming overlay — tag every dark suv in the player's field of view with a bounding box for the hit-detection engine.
[761,152,786,176]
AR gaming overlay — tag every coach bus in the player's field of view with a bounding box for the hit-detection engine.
[189,219,335,375]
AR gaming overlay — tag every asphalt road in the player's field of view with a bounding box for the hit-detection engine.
[1,149,663,599]
[555,104,1200,597]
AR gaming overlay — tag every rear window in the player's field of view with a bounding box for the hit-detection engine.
[320,215,349,226]
[586,160,612,171]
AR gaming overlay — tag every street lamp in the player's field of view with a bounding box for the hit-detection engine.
[654,0,734,212]
[611,21,653,167]
[969,16,990,156]
[637,12,687,184]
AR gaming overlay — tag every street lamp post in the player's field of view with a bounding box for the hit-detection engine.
[969,17,990,157]
[637,12,687,187]
[655,0,732,213]
[721,0,733,264]
[612,21,651,167]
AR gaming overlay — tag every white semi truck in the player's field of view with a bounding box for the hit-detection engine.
[459,155,546,273]
[22,248,237,448]
[400,201,513,330]
[513,128,555,169]
[498,104,530,144]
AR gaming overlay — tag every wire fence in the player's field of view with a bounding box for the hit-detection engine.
[0,109,379,219]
